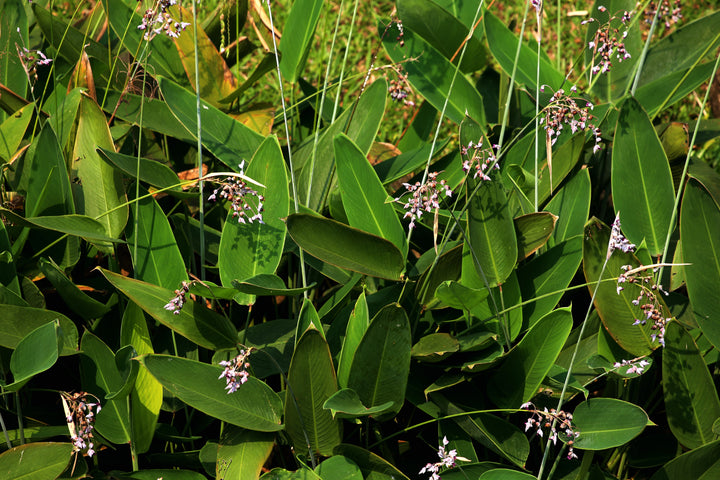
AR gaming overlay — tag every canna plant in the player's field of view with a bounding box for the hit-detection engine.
[0,0,719,479]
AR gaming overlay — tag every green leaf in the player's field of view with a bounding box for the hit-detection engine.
[332,444,410,480]
[315,456,363,480]
[0,103,32,162]
[0,0,28,106]
[217,427,275,480]
[681,178,720,350]
[322,389,395,419]
[649,439,720,480]
[545,169,591,246]
[26,123,74,217]
[514,212,557,260]
[116,470,208,480]
[484,11,564,91]
[285,327,341,456]
[72,95,128,245]
[158,77,264,169]
[279,0,324,81]
[98,148,182,192]
[396,0,486,73]
[411,333,460,363]
[0,305,78,356]
[295,299,323,345]
[416,244,463,309]
[219,136,289,304]
[663,321,720,449]
[488,309,572,408]
[296,79,386,212]
[80,331,131,444]
[466,178,517,287]
[5,321,58,391]
[611,97,675,255]
[286,213,405,280]
[479,470,537,480]
[337,292,369,389]
[335,134,407,257]
[232,274,315,297]
[39,258,111,320]
[141,354,283,431]
[128,186,188,290]
[582,218,657,355]
[347,304,411,420]
[584,0,641,101]
[101,268,237,350]
[636,62,716,118]
[0,209,122,244]
[381,21,485,124]
[121,302,162,454]
[0,443,72,480]
[571,398,648,450]
[518,236,583,328]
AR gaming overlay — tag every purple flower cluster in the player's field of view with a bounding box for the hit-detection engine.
[218,349,252,394]
[461,139,499,181]
[208,162,265,224]
[164,280,191,315]
[137,0,191,41]
[388,69,413,106]
[62,391,101,458]
[613,357,650,375]
[419,436,469,480]
[521,402,580,460]
[16,37,53,84]
[618,264,670,347]
[643,1,682,29]
[398,172,452,230]
[607,213,635,259]
[540,86,602,154]
[582,6,632,75]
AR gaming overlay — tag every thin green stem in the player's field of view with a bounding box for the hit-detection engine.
[192,0,205,282]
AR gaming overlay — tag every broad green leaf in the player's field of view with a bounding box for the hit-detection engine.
[397,0,486,72]
[0,209,122,244]
[518,236,583,328]
[0,0,27,108]
[381,21,485,124]
[102,0,187,84]
[4,321,58,391]
[0,443,72,480]
[530,133,586,205]
[315,456,363,480]
[101,269,237,350]
[545,168,591,246]
[638,11,720,87]
[219,136,289,304]
[217,427,275,480]
[636,62,716,118]
[279,0,324,81]
[296,79,386,212]
[80,331,131,444]
[335,134,407,256]
[127,186,188,289]
[286,213,405,280]
[0,103,32,162]
[72,95,128,246]
[347,304,411,420]
[285,327,341,456]
[337,292,369,389]
[571,398,648,450]
[98,148,182,192]
[374,143,439,185]
[649,439,720,480]
[332,444,410,480]
[117,470,207,480]
[681,178,720,350]
[484,11,564,91]
[514,212,557,260]
[295,299,323,345]
[434,280,490,319]
[412,333,459,363]
[25,124,74,217]
[582,218,657,355]
[480,470,537,480]
[488,309,572,408]
[141,354,283,431]
[261,468,322,480]
[0,305,78,356]
[46,87,82,150]
[121,302,162,454]
[317,273,361,321]
[39,258,111,320]
[173,5,236,104]
[466,178,517,287]
[322,389,395,419]
[232,274,315,297]
[416,244,463,309]
[584,0,641,101]
[663,321,720,449]
[158,77,263,169]
[611,97,675,255]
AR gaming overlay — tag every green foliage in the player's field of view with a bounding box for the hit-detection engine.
[1,0,720,478]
